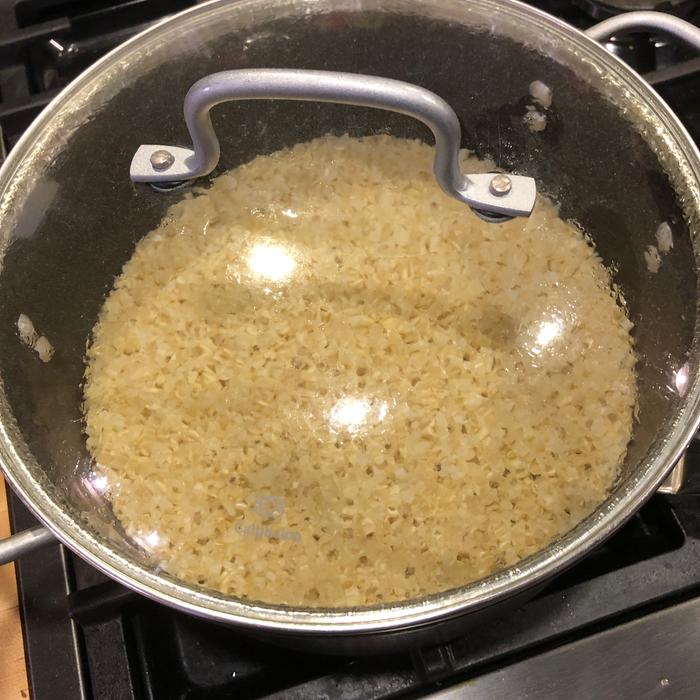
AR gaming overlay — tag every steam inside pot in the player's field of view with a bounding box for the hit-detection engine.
[82,135,636,607]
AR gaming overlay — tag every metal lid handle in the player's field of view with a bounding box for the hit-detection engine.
[130,69,536,222]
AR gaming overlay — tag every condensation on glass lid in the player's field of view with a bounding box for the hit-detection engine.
[16,313,54,362]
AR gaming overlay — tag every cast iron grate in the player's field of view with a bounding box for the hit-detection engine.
[2,0,700,160]
[0,0,198,156]
[32,491,692,700]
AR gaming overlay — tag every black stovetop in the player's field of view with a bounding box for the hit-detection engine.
[11,455,700,700]
[3,2,700,699]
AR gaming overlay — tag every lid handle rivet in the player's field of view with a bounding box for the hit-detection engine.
[150,149,175,171]
[489,174,512,196]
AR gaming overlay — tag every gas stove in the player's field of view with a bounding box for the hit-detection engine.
[2,2,700,699]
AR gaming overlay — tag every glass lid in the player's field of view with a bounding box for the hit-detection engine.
[0,0,697,623]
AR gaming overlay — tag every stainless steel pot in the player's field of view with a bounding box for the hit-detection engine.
[0,0,699,654]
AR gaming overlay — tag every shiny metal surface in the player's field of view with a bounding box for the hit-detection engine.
[149,149,175,171]
[657,454,687,494]
[586,10,700,49]
[130,69,537,218]
[0,0,698,652]
[576,0,694,20]
[0,525,55,565]
[426,596,700,699]
[489,174,512,196]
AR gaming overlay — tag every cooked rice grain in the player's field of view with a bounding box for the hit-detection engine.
[83,135,636,607]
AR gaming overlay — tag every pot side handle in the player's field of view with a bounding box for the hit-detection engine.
[129,69,536,223]
[0,525,55,565]
[657,455,686,495]
[587,11,700,496]
[585,10,700,50]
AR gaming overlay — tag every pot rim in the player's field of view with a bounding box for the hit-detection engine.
[1,0,699,636]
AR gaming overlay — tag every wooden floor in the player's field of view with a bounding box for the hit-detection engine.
[0,477,29,699]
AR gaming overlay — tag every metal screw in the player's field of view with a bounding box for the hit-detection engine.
[489,174,512,196]
[150,149,175,171]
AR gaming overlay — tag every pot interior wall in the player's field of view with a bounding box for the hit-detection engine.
[0,4,696,595]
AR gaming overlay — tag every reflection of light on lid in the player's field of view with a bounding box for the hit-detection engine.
[536,320,561,347]
[134,530,162,549]
[144,531,161,548]
[92,474,109,492]
[247,242,296,282]
[674,364,690,397]
[328,395,391,436]
[281,208,299,219]
[83,470,109,495]
[528,318,563,357]
[330,397,371,434]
